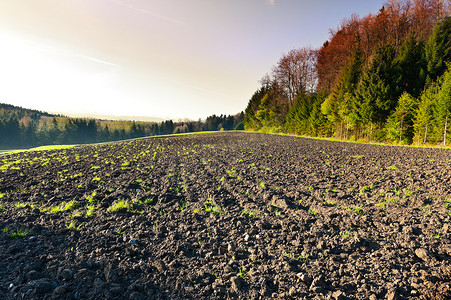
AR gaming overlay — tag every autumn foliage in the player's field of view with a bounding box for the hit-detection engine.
[245,0,451,146]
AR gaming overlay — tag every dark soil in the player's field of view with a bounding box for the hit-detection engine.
[0,132,450,299]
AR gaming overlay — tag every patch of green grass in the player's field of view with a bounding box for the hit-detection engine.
[236,268,251,279]
[204,201,226,215]
[259,181,265,188]
[346,206,368,215]
[66,220,83,231]
[9,228,32,239]
[227,168,236,176]
[393,188,401,197]
[179,200,187,211]
[268,204,282,216]
[49,205,63,214]
[91,177,101,183]
[15,202,29,208]
[386,165,399,170]
[63,200,79,211]
[85,192,98,204]
[445,197,451,214]
[283,252,308,263]
[71,210,83,218]
[86,205,96,217]
[375,202,386,209]
[422,205,432,215]
[107,199,133,213]
[308,207,318,215]
[241,208,261,219]
[342,231,351,239]
[28,145,75,152]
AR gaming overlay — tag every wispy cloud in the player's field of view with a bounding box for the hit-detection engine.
[108,0,185,25]
[14,35,120,68]
[78,55,119,67]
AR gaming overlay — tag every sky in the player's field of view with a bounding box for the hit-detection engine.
[0,0,385,121]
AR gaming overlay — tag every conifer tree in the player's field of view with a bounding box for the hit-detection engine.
[395,34,426,98]
[433,65,451,146]
[413,82,437,145]
[425,16,451,84]
[385,92,417,144]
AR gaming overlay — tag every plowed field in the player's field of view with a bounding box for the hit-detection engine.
[0,132,450,299]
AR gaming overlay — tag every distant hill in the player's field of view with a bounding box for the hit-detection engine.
[0,103,60,121]
[0,102,244,150]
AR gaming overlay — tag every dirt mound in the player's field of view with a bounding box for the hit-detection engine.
[0,132,450,299]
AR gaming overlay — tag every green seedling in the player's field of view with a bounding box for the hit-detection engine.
[346,206,367,215]
[204,201,226,215]
[107,200,133,213]
[237,267,251,279]
[241,208,260,219]
[179,200,187,211]
[86,205,96,217]
[9,228,31,239]
[66,221,83,231]
[422,205,432,215]
[63,200,79,211]
[308,207,318,215]
[115,229,127,235]
[283,252,308,263]
[375,202,386,209]
[85,192,98,204]
[342,230,351,238]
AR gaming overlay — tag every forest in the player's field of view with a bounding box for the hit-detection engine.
[0,103,244,149]
[244,0,451,146]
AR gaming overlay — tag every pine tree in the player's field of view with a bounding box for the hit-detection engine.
[425,16,451,84]
[355,44,399,134]
[385,92,417,144]
[395,34,426,98]
[434,64,451,146]
[413,82,436,145]
[323,42,363,138]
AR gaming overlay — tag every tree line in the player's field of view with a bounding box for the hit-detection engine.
[0,104,244,149]
[245,0,451,146]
